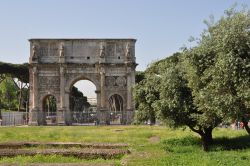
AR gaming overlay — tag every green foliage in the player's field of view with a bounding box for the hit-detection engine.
[0,77,19,110]
[183,7,250,133]
[135,6,250,150]
[134,6,250,150]
[133,54,182,124]
[153,53,200,128]
[0,62,29,83]
[70,86,90,112]
[135,52,218,150]
[135,71,145,84]
[162,136,201,153]
[43,95,57,113]
[134,71,160,124]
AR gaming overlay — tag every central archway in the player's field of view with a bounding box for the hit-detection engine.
[69,78,97,125]
[109,94,124,125]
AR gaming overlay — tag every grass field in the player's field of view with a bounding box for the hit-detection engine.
[0,125,249,166]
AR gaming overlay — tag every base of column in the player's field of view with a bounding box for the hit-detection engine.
[28,121,38,126]
[98,108,110,125]
[57,109,65,125]
[37,110,46,125]
[28,108,38,126]
[125,109,134,124]
[64,109,72,126]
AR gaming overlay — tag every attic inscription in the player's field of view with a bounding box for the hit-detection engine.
[106,42,115,57]
[39,76,60,86]
[38,44,59,56]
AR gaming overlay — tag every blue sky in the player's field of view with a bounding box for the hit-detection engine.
[0,0,249,97]
[1,0,250,70]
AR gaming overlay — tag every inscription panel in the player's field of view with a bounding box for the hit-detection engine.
[38,76,60,91]
[38,43,59,57]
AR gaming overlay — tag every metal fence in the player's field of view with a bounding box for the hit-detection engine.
[0,111,133,126]
[0,112,28,126]
[71,111,97,125]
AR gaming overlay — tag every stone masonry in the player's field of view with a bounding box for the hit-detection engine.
[29,39,137,125]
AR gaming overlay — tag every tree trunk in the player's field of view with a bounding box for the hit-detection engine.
[18,82,23,112]
[242,119,250,135]
[149,113,156,125]
[188,126,213,151]
[200,128,213,151]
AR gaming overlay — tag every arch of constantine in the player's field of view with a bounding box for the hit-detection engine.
[28,39,136,125]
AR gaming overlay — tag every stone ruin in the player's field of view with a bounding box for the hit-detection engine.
[28,39,137,125]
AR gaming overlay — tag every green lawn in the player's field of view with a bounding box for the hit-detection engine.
[0,125,249,166]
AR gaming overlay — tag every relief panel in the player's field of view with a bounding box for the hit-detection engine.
[105,76,127,87]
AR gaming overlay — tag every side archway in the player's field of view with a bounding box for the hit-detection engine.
[42,94,57,125]
[108,94,125,124]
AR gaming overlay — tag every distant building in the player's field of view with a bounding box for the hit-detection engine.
[87,98,97,106]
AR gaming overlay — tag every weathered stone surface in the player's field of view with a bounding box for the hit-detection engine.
[29,39,137,125]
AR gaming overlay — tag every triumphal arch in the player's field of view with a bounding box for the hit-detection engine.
[28,39,136,125]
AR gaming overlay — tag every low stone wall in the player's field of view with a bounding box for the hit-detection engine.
[0,142,130,160]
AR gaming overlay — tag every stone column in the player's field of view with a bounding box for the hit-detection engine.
[64,90,72,125]
[99,68,109,124]
[127,73,132,110]
[131,69,136,108]
[29,66,39,125]
[57,66,66,125]
[100,70,106,108]
[126,67,135,124]
[95,90,101,125]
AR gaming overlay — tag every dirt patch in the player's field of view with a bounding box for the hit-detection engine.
[149,136,160,143]
[113,129,124,132]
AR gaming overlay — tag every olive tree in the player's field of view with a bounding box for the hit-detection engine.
[134,61,164,124]
[153,53,221,151]
[184,7,250,134]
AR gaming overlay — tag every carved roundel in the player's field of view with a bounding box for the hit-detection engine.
[116,76,126,87]
[105,76,116,86]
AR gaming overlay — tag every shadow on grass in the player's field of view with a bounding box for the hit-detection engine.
[211,135,250,151]
[162,135,250,153]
